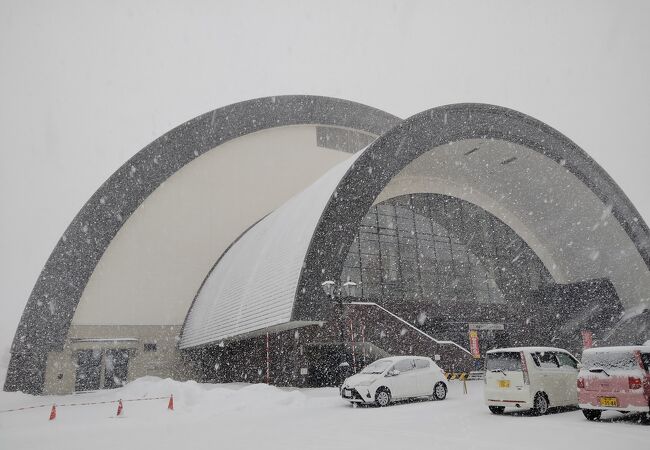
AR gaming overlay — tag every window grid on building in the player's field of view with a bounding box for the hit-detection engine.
[341,194,552,305]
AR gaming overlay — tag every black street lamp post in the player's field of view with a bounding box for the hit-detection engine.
[321,279,358,384]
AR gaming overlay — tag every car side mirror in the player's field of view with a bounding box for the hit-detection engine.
[386,369,400,377]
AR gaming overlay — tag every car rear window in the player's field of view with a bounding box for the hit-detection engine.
[486,352,521,371]
[582,351,638,370]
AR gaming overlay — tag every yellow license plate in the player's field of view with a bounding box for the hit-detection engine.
[498,380,510,388]
[599,397,618,407]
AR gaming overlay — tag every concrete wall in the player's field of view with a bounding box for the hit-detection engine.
[43,325,196,395]
[188,304,474,388]
[73,125,356,327]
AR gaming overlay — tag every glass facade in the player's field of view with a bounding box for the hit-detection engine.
[341,194,552,305]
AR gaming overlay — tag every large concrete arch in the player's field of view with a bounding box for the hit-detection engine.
[293,103,650,322]
[6,95,400,393]
[181,103,649,352]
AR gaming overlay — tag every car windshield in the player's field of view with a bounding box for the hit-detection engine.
[486,352,521,371]
[582,351,638,370]
[361,359,393,374]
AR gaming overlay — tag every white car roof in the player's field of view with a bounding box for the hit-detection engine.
[376,355,431,361]
[486,346,571,354]
[583,345,650,354]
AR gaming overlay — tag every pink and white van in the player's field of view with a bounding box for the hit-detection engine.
[577,345,650,420]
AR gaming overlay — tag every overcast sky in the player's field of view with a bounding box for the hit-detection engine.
[1,0,649,364]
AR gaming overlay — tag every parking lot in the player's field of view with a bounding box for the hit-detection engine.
[1,377,647,450]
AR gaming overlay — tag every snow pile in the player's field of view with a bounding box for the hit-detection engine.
[1,377,647,450]
[120,377,313,414]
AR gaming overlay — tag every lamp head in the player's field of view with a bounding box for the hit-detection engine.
[342,280,357,297]
[321,280,335,297]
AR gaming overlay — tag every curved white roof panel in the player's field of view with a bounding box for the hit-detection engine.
[179,152,362,349]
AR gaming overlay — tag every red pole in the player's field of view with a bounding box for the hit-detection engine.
[266,332,270,384]
[349,319,356,373]
[581,330,593,349]
[361,323,366,365]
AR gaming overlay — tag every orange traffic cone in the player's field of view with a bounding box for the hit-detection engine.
[167,394,174,411]
[116,399,123,417]
[49,404,57,421]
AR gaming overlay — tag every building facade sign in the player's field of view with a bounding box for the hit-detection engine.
[469,330,481,359]
[468,323,505,331]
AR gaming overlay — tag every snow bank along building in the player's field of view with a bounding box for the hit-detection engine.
[5,95,650,394]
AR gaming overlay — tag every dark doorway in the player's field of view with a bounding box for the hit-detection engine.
[305,344,349,387]
[104,349,130,389]
[477,329,508,354]
[75,349,103,391]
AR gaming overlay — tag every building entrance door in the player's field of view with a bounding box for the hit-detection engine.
[477,329,508,355]
[75,349,103,391]
[304,344,348,387]
[104,349,130,389]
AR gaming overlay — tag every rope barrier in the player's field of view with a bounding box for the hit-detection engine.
[0,395,171,414]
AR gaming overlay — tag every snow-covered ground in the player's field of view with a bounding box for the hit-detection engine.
[0,377,647,449]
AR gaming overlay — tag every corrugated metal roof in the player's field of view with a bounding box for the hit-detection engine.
[179,152,362,348]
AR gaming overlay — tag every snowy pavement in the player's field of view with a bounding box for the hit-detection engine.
[1,377,647,450]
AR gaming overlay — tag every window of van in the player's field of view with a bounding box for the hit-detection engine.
[531,353,541,367]
[486,352,521,371]
[536,352,559,368]
[555,352,578,369]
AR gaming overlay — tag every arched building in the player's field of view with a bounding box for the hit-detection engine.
[5,97,649,394]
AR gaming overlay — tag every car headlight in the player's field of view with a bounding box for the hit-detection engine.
[356,379,376,387]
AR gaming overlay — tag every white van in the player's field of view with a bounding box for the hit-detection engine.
[484,347,580,415]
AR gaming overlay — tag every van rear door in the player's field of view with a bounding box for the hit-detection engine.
[554,351,579,405]
[486,352,526,392]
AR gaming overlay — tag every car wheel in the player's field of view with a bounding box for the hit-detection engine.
[375,388,391,407]
[582,409,602,421]
[532,392,549,416]
[489,406,505,415]
[432,382,447,400]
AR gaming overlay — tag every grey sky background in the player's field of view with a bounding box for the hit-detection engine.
[1,0,649,368]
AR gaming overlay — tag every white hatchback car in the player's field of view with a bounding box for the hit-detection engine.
[341,356,448,406]
[484,347,580,415]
